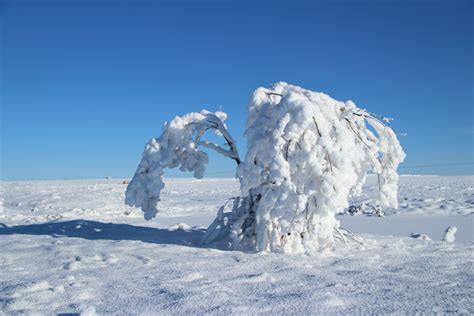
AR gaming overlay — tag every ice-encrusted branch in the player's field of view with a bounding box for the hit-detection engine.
[125,110,240,220]
[191,112,241,165]
[197,140,239,163]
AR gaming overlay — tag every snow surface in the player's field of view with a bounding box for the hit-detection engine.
[1,176,473,314]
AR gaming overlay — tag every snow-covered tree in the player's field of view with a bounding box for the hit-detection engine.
[125,82,405,254]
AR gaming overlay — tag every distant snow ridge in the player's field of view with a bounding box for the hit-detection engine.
[126,82,405,254]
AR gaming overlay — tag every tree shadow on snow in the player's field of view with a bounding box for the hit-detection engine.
[0,220,207,248]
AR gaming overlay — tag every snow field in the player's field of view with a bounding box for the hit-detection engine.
[0,176,473,314]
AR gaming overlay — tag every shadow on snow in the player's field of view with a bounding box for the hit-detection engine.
[0,220,207,248]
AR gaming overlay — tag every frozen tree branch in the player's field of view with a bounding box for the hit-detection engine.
[125,110,240,219]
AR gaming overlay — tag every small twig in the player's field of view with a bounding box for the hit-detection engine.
[345,118,371,149]
[345,117,385,195]
[313,116,335,190]
[326,152,334,173]
[355,112,398,135]
[312,117,322,137]
[265,92,284,97]
[334,227,347,243]
[335,227,364,245]
[283,138,301,161]
[284,140,291,161]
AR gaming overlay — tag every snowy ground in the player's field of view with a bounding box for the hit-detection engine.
[0,176,473,314]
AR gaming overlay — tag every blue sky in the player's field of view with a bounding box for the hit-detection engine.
[2,0,473,180]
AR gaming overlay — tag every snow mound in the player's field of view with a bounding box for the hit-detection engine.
[443,226,457,242]
[409,233,432,241]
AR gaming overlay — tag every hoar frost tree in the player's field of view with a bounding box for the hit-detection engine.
[125,82,405,254]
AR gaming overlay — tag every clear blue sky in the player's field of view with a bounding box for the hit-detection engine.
[2,0,473,180]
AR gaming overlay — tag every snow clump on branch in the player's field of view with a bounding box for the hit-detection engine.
[125,110,239,220]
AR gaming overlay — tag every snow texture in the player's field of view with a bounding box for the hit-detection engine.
[0,176,473,314]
